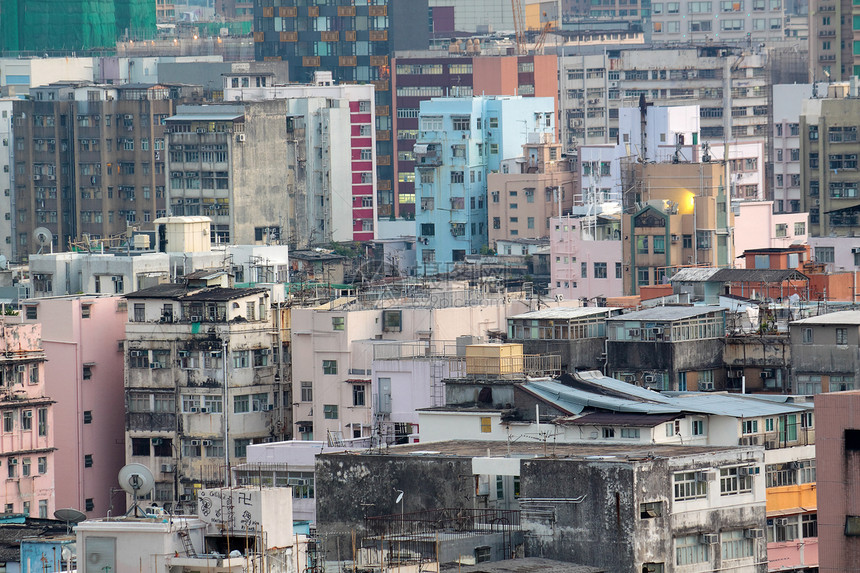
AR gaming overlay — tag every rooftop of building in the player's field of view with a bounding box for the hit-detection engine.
[290,250,345,261]
[495,238,550,246]
[791,310,860,325]
[605,304,724,322]
[442,558,604,573]
[509,306,621,320]
[670,267,808,283]
[124,284,267,301]
[337,439,743,460]
[0,517,70,561]
[167,104,244,122]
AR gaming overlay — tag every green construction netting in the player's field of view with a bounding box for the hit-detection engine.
[2,0,155,52]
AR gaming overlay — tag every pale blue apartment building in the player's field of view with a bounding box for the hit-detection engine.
[413,96,555,275]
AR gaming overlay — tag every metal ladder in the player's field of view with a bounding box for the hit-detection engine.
[178,528,197,558]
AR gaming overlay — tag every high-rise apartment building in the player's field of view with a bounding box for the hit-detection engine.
[11,82,197,260]
[799,88,860,239]
[164,102,293,246]
[414,96,555,275]
[393,52,558,221]
[253,0,430,230]
[808,0,850,81]
[559,46,769,151]
[223,70,377,244]
[0,99,13,260]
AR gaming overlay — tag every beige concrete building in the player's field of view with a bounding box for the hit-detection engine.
[808,0,851,81]
[487,138,576,248]
[799,87,860,238]
[622,161,733,294]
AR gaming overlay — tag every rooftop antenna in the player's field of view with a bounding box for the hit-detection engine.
[118,463,155,517]
[53,508,87,534]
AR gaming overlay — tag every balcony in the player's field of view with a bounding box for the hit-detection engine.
[413,144,441,166]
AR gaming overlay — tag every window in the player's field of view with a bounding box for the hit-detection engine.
[837,328,848,344]
[616,262,622,279]
[692,418,705,436]
[234,438,251,458]
[794,222,805,235]
[233,350,249,368]
[21,410,32,430]
[766,462,798,487]
[83,411,92,424]
[741,420,758,434]
[621,428,640,438]
[86,499,94,512]
[131,437,151,456]
[802,328,813,344]
[301,381,313,402]
[815,246,835,263]
[323,404,338,419]
[332,317,344,330]
[352,384,366,406]
[674,471,708,500]
[636,236,649,254]
[234,394,250,414]
[251,393,269,412]
[323,360,337,375]
[253,348,269,367]
[675,535,709,565]
[640,501,663,518]
[6,458,16,478]
[21,458,30,477]
[720,467,752,495]
[480,416,492,433]
[594,262,607,279]
[802,513,818,538]
[84,454,93,468]
[37,408,47,436]
[37,457,46,474]
[721,530,753,560]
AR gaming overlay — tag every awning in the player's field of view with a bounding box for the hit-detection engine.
[413,144,428,154]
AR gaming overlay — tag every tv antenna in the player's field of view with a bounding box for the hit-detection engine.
[53,508,87,534]
[33,227,53,254]
[118,463,155,517]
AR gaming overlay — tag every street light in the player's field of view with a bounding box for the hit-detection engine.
[394,488,404,561]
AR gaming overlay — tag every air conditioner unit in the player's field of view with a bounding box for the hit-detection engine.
[178,350,189,357]
[149,363,162,369]
[774,518,789,527]
[190,440,201,446]
[111,276,119,282]
[199,407,210,413]
[237,134,246,143]
[161,464,175,473]
[189,407,199,413]
[151,438,163,446]
[744,528,764,538]
[853,247,860,254]
[265,404,274,411]
[699,381,715,391]
[130,350,143,357]
[737,466,752,476]
[124,114,134,120]
[190,316,202,322]
[36,140,43,145]
[179,494,192,502]
[652,327,663,335]
[765,440,777,449]
[48,175,55,181]
[477,482,490,496]
[201,440,212,446]
[760,369,774,378]
[624,375,636,383]
[629,328,641,337]
[609,81,619,88]
[644,374,656,384]
[700,533,718,544]
[671,234,680,242]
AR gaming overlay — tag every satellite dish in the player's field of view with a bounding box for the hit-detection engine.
[53,508,86,534]
[33,227,53,254]
[118,463,155,517]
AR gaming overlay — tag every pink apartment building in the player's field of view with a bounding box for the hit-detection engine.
[22,296,127,517]
[550,213,623,302]
[0,320,53,518]
[733,201,809,267]
[817,390,860,573]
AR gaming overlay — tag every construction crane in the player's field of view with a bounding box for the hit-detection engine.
[534,12,555,53]
[511,0,527,55]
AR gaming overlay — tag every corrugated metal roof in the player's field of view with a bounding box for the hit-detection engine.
[663,392,811,416]
[562,412,681,427]
[575,370,676,403]
[710,268,808,282]
[791,310,860,325]
[522,380,680,415]
[509,306,622,320]
[606,305,725,322]
[670,267,808,283]
[670,267,722,282]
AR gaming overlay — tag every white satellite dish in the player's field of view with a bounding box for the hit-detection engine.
[33,227,53,254]
[118,463,155,517]
[53,508,86,534]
